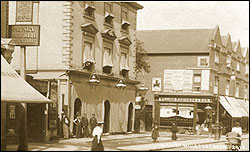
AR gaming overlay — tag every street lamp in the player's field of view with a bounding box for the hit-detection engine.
[115,78,126,92]
[88,73,100,90]
[204,104,213,134]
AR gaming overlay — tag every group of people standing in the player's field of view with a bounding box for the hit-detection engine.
[73,113,99,139]
[151,121,178,142]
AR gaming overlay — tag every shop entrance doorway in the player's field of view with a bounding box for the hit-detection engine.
[73,98,82,135]
[127,102,133,132]
[103,100,110,133]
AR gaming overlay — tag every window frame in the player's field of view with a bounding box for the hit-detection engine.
[214,50,220,63]
[193,74,201,92]
[225,79,230,96]
[235,82,240,97]
[197,56,209,67]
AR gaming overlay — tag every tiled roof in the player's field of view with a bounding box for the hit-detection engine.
[136,28,215,54]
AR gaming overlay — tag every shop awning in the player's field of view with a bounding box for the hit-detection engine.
[236,99,249,114]
[219,96,241,118]
[225,96,249,117]
[1,55,51,103]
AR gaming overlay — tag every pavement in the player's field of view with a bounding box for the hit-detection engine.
[6,132,249,151]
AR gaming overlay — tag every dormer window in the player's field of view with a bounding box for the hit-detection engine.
[84,2,95,18]
[104,2,114,25]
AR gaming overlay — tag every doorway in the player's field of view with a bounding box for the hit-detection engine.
[27,103,46,142]
[127,102,133,132]
[73,98,82,135]
[103,100,110,133]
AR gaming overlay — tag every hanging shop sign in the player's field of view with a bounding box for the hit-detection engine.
[9,25,40,46]
[16,1,33,22]
[158,97,212,103]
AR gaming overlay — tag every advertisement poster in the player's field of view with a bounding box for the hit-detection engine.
[152,77,161,91]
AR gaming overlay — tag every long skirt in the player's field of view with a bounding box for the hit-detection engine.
[63,124,69,139]
[76,125,82,138]
[152,128,159,141]
[91,135,104,151]
[172,131,177,140]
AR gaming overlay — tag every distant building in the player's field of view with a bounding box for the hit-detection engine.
[9,1,143,141]
[137,25,249,133]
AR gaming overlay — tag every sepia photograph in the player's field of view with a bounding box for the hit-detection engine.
[1,1,249,151]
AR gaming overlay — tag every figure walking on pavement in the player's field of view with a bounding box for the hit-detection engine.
[89,114,98,138]
[73,112,82,138]
[151,121,159,142]
[91,122,104,151]
[62,111,70,139]
[82,113,90,138]
[171,122,178,140]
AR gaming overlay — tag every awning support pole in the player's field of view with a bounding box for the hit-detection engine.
[18,46,28,151]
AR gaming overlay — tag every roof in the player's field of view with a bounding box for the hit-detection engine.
[127,2,144,10]
[221,36,228,47]
[136,28,215,54]
[1,55,51,103]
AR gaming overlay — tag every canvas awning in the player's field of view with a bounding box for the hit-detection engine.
[225,96,249,117]
[1,55,51,103]
[219,96,241,118]
[237,99,249,114]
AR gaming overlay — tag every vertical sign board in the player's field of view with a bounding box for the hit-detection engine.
[9,25,40,46]
[152,77,161,92]
[201,70,210,90]
[16,1,33,22]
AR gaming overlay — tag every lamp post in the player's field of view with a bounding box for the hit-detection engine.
[88,73,100,90]
[204,104,212,134]
[115,78,126,92]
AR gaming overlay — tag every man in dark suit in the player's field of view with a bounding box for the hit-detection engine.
[89,114,97,138]
[82,114,89,138]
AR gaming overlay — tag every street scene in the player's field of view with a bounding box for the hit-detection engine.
[1,1,249,151]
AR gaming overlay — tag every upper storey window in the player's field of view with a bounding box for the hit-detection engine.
[121,7,130,31]
[226,55,231,68]
[104,2,114,25]
[197,56,209,67]
[84,1,95,20]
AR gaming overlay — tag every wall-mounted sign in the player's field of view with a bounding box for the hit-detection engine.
[159,97,212,103]
[152,77,161,92]
[9,25,40,46]
[163,70,193,92]
[16,1,33,22]
[201,70,210,90]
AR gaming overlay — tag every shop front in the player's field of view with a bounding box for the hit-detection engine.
[154,93,215,133]
[1,55,51,150]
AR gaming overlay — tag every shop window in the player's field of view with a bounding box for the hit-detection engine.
[197,56,209,67]
[83,42,95,71]
[225,79,230,96]
[193,74,201,92]
[215,51,220,63]
[103,47,113,74]
[120,52,129,78]
[84,1,95,19]
[9,104,16,119]
[104,2,114,25]
[235,83,240,97]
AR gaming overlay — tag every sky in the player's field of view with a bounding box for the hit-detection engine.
[136,1,249,47]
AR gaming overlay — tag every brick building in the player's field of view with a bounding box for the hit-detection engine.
[136,25,249,133]
[9,1,143,141]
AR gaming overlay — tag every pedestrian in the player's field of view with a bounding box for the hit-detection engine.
[62,111,70,139]
[151,121,159,142]
[171,122,178,140]
[231,122,242,136]
[91,122,104,151]
[82,113,90,138]
[73,112,82,138]
[89,114,98,138]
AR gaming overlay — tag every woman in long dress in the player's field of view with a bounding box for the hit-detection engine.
[91,122,104,151]
[151,121,159,142]
[171,122,178,140]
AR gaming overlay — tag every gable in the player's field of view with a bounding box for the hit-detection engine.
[212,25,222,46]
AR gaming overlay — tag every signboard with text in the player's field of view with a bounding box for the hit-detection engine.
[16,1,33,22]
[9,25,40,46]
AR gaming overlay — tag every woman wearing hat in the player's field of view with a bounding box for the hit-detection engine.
[151,121,159,142]
[91,122,104,151]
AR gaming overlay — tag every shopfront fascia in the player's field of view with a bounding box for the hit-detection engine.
[154,93,215,131]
